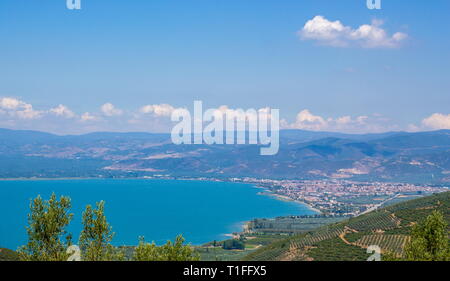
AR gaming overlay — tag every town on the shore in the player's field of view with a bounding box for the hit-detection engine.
[144,175,448,217]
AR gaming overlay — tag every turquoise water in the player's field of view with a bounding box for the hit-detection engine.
[0,179,315,249]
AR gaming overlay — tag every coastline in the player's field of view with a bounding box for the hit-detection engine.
[268,193,321,214]
[221,220,251,241]
[219,186,322,240]
[254,187,321,214]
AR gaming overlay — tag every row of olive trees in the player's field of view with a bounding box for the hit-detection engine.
[18,193,199,261]
[384,210,450,261]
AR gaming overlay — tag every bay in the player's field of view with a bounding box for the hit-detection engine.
[0,179,315,249]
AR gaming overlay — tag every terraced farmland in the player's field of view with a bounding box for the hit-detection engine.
[290,225,345,248]
[244,191,449,261]
[354,235,410,254]
[347,211,400,232]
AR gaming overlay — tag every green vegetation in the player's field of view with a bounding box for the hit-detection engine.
[243,234,286,246]
[222,239,245,250]
[248,215,347,234]
[244,191,450,261]
[17,194,73,261]
[355,235,409,254]
[347,211,400,232]
[195,247,253,261]
[308,238,369,261]
[134,235,199,261]
[79,201,123,261]
[404,210,449,261]
[344,231,367,243]
[383,227,412,235]
[15,193,198,261]
[384,210,450,261]
[242,239,290,261]
[195,234,286,261]
[0,248,19,261]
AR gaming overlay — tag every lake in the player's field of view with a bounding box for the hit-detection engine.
[0,179,315,249]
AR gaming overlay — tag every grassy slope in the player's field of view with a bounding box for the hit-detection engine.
[244,191,450,261]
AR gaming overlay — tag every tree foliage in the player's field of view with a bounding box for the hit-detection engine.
[18,193,73,261]
[133,235,199,261]
[222,239,245,250]
[404,210,449,261]
[384,210,449,261]
[18,194,197,261]
[79,201,123,261]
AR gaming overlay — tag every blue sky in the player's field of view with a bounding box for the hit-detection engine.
[0,0,449,134]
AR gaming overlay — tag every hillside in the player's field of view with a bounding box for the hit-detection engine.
[243,191,450,261]
[0,248,19,261]
[0,128,450,183]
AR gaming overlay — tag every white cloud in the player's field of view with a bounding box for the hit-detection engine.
[0,97,42,119]
[50,104,76,118]
[2,97,447,135]
[140,104,175,117]
[80,112,98,122]
[299,16,407,48]
[101,103,123,117]
[293,109,327,130]
[16,104,42,119]
[422,113,450,130]
[204,105,276,124]
[0,97,181,133]
[283,109,397,133]
[0,97,22,109]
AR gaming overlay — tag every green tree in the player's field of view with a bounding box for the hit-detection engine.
[222,239,245,250]
[404,210,449,261]
[384,210,449,261]
[161,235,199,261]
[133,237,163,261]
[79,201,122,261]
[133,235,199,261]
[18,195,197,261]
[18,193,73,261]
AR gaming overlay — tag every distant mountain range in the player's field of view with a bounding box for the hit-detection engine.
[0,128,449,184]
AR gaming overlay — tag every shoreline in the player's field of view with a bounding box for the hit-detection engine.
[254,186,321,214]
[267,193,321,214]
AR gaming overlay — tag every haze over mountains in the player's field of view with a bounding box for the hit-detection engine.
[0,128,449,184]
